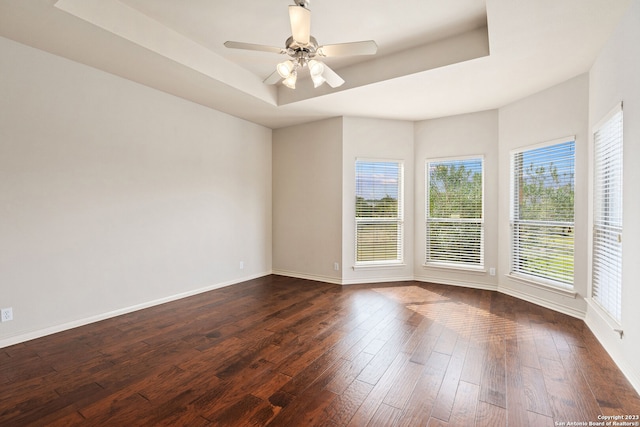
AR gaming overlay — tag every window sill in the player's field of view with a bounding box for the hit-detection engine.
[352,262,406,270]
[507,273,577,298]
[422,263,486,274]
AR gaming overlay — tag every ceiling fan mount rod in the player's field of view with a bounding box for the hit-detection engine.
[294,0,310,8]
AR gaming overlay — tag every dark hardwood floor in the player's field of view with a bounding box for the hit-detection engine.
[1,275,639,426]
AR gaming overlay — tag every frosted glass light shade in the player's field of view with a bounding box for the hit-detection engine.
[308,59,324,77]
[311,73,326,88]
[277,60,295,78]
[283,70,297,89]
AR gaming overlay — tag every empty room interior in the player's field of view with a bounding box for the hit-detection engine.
[1,0,640,425]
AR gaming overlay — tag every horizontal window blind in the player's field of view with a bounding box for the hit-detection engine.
[511,140,575,286]
[592,106,623,323]
[355,160,403,264]
[426,158,483,267]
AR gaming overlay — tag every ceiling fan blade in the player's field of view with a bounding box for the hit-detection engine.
[321,64,345,88]
[263,69,282,85]
[318,40,378,57]
[289,5,311,45]
[224,41,285,54]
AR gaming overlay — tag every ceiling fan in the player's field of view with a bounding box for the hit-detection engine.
[224,0,377,89]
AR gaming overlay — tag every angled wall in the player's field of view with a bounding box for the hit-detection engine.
[414,110,499,290]
[497,74,590,318]
[341,117,415,284]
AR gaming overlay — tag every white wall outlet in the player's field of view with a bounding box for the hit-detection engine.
[1,307,13,322]
[489,268,496,276]
[334,262,340,271]
[239,261,244,270]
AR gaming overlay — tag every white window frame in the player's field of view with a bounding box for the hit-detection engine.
[590,103,623,325]
[509,137,576,290]
[425,155,485,270]
[355,158,404,266]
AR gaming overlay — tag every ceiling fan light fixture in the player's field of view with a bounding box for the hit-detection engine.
[308,59,324,77]
[311,73,326,88]
[283,70,298,89]
[277,60,295,78]
[224,1,377,90]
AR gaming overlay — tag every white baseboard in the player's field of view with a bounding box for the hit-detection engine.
[271,269,415,286]
[0,271,271,349]
[414,275,498,292]
[271,269,343,285]
[584,302,640,394]
[497,285,585,319]
[341,275,414,285]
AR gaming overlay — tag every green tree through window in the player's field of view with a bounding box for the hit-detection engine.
[511,140,575,286]
[426,158,484,267]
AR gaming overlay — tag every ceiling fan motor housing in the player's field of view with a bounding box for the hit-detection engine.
[286,35,318,58]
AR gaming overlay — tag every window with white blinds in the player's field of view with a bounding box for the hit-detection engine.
[426,157,484,267]
[511,139,575,287]
[355,160,404,264]
[592,105,623,323]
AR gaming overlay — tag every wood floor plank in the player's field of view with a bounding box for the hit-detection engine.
[569,343,624,412]
[356,320,414,385]
[396,351,449,426]
[527,410,555,427]
[430,336,470,422]
[325,352,374,395]
[408,320,443,365]
[0,275,638,426]
[448,380,480,426]
[208,393,269,426]
[557,349,602,422]
[381,360,423,409]
[268,387,337,426]
[505,336,530,427]
[324,379,374,426]
[426,416,450,427]
[460,339,486,385]
[539,356,583,421]
[515,312,542,369]
[475,401,506,427]
[367,402,402,426]
[347,352,411,426]
[520,365,552,416]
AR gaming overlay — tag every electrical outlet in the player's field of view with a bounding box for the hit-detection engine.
[239,261,244,270]
[1,307,13,322]
[489,268,496,276]
[334,262,340,271]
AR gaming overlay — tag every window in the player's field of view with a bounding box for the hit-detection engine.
[355,160,404,264]
[592,105,623,323]
[426,157,484,267]
[510,139,575,287]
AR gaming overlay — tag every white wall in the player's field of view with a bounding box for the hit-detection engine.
[0,36,272,346]
[341,117,415,284]
[272,118,343,283]
[586,0,640,391]
[414,110,499,290]
[497,74,590,318]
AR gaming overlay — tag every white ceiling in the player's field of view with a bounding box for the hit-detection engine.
[0,0,631,128]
